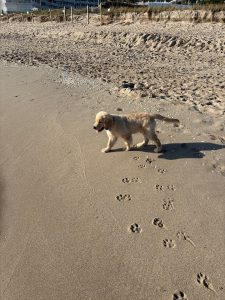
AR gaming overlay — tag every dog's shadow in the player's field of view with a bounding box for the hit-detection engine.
[110,142,225,160]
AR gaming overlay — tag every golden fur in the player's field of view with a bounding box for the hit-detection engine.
[93,111,179,153]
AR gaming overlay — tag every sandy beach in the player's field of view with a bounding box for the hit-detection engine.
[0,18,225,300]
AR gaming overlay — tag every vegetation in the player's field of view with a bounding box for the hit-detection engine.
[2,2,224,21]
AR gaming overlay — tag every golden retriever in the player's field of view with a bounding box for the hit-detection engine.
[93,111,179,153]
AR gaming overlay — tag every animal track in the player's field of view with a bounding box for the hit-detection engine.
[167,184,176,191]
[156,185,176,191]
[129,223,142,233]
[163,239,176,248]
[197,273,217,295]
[133,156,140,160]
[173,291,188,300]
[209,134,225,144]
[163,198,175,210]
[152,218,166,229]
[116,194,131,201]
[157,168,167,174]
[145,156,155,164]
[155,184,164,191]
[138,164,146,168]
[176,231,195,247]
[122,177,141,184]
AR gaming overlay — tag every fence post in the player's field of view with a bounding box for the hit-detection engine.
[71,6,73,22]
[100,2,102,25]
[49,9,52,21]
[63,6,66,21]
[87,4,89,24]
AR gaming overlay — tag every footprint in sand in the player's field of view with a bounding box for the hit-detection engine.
[131,177,141,183]
[129,223,142,233]
[167,184,176,191]
[122,177,141,184]
[145,156,155,164]
[116,194,131,202]
[157,168,167,174]
[152,218,166,229]
[133,156,140,160]
[173,291,188,300]
[163,198,175,211]
[138,164,146,169]
[208,134,225,144]
[197,273,218,295]
[163,239,176,248]
[156,184,176,191]
[176,231,195,247]
[155,184,164,191]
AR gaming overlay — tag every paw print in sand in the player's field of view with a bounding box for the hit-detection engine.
[145,157,155,164]
[116,194,131,201]
[138,164,146,169]
[167,184,176,191]
[133,156,140,161]
[163,239,176,248]
[129,223,142,233]
[163,198,174,211]
[197,273,217,295]
[122,177,141,184]
[155,184,164,191]
[173,291,188,300]
[152,218,166,229]
[157,168,167,174]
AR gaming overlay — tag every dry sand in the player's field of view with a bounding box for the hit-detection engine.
[0,19,225,300]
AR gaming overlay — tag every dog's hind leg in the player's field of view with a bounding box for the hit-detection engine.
[150,132,162,153]
[144,120,162,153]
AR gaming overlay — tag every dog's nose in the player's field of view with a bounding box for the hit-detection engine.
[93,126,96,130]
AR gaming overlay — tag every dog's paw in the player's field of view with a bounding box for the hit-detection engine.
[136,142,146,148]
[101,148,110,153]
[154,147,162,153]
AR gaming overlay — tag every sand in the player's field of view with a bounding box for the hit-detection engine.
[0,19,225,300]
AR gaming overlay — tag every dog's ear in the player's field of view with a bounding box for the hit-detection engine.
[104,115,113,130]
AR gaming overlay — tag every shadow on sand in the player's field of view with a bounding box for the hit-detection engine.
[110,142,225,160]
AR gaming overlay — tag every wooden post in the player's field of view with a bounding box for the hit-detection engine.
[49,9,52,21]
[71,6,73,22]
[87,4,89,25]
[100,2,102,25]
[63,6,66,21]
[21,13,23,22]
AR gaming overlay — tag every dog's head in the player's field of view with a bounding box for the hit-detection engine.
[93,111,113,132]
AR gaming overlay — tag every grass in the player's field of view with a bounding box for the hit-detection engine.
[2,3,224,21]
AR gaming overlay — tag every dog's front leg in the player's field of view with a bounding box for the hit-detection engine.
[102,135,117,153]
[124,135,133,151]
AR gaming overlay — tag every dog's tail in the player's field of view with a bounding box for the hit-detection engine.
[152,114,180,126]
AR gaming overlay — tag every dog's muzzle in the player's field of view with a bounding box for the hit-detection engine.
[93,126,104,132]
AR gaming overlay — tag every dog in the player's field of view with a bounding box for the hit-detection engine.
[93,111,179,153]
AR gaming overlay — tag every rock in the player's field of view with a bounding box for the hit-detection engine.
[120,81,135,89]
[134,82,145,90]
